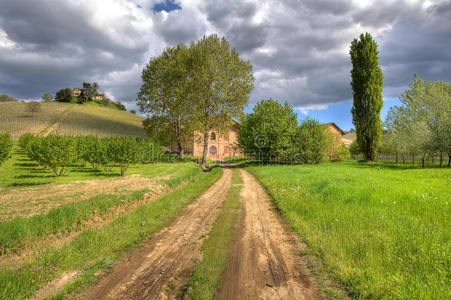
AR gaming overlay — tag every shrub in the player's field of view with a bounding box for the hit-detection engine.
[106,137,142,176]
[349,140,361,155]
[18,133,35,150]
[0,134,13,166]
[29,135,76,177]
[295,119,326,164]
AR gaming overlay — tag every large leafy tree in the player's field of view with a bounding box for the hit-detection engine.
[350,33,384,161]
[55,88,73,102]
[238,99,298,163]
[78,82,99,103]
[137,44,192,158]
[41,92,53,101]
[187,35,254,168]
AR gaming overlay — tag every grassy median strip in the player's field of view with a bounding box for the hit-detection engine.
[188,168,243,299]
[0,167,222,299]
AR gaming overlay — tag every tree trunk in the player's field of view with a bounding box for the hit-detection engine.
[402,154,405,164]
[175,121,184,159]
[395,153,398,164]
[202,130,209,169]
[412,154,415,165]
[448,154,450,167]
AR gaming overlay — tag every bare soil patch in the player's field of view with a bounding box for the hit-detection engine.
[86,169,232,299]
[217,169,318,299]
[31,270,81,300]
[0,174,165,221]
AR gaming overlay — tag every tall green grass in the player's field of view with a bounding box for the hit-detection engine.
[247,161,450,299]
[188,169,243,299]
[0,167,222,299]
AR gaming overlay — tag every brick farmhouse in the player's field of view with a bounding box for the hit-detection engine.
[172,122,344,159]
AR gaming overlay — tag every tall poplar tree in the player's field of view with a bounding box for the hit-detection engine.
[350,33,384,161]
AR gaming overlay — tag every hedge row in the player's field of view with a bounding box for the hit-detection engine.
[19,134,161,177]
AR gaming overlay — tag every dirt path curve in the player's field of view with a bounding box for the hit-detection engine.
[41,104,74,136]
[217,169,317,300]
[86,168,232,299]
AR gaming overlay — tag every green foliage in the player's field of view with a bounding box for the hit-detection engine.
[296,118,326,163]
[113,101,126,111]
[29,135,76,177]
[138,43,192,157]
[0,94,18,102]
[239,99,298,163]
[78,82,99,103]
[187,35,254,167]
[18,133,35,150]
[350,32,384,161]
[130,109,136,114]
[41,92,53,101]
[349,140,361,155]
[384,74,451,167]
[0,134,13,166]
[22,135,161,177]
[55,88,73,102]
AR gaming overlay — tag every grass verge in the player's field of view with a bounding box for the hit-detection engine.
[247,161,450,299]
[188,169,243,299]
[0,167,222,299]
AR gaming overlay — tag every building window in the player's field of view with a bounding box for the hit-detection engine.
[224,146,229,154]
[209,145,217,155]
[211,132,216,140]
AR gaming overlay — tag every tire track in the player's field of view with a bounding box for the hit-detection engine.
[86,168,232,299]
[217,169,317,299]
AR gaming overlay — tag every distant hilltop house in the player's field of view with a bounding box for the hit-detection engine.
[172,121,242,159]
[73,88,82,97]
[93,93,105,101]
[72,88,105,101]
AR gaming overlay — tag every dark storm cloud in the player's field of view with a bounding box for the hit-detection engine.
[0,0,450,112]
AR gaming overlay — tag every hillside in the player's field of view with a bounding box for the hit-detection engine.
[0,102,146,138]
[342,131,356,146]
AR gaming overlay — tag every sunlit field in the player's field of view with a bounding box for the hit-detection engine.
[247,161,450,299]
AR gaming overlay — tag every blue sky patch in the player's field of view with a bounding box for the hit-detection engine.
[153,0,181,13]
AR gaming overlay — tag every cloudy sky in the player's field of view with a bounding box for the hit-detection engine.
[1,0,450,129]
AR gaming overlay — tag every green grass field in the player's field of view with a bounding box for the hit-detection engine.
[247,161,450,299]
[0,102,145,138]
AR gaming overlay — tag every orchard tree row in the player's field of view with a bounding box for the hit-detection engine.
[0,134,13,166]
[381,75,451,167]
[19,134,161,177]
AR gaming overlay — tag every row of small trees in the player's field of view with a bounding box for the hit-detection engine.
[380,75,451,167]
[19,134,160,177]
[0,134,13,166]
[238,100,348,164]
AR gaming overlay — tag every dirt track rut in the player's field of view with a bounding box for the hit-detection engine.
[217,169,317,300]
[86,169,232,299]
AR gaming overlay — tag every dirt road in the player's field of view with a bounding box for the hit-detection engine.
[87,169,232,299]
[217,169,317,299]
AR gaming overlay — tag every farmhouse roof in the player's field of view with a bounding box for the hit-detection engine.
[323,122,344,135]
